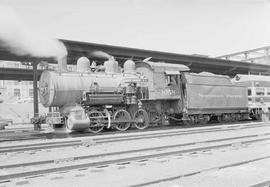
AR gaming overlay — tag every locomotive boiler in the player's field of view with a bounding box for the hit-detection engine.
[39,57,142,107]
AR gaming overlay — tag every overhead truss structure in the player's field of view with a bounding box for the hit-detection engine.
[217,46,270,65]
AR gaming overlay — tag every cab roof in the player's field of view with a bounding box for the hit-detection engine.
[136,61,190,72]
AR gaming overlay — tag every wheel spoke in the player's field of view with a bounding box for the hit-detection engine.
[88,111,104,133]
[133,109,149,130]
[114,109,131,131]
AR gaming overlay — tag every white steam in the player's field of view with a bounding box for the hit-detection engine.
[0,6,67,59]
[90,50,114,60]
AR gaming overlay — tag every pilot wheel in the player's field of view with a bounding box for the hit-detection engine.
[88,110,105,133]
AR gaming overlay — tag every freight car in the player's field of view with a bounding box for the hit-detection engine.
[36,56,251,133]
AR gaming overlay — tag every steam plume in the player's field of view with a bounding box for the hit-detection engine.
[89,50,114,60]
[0,6,67,60]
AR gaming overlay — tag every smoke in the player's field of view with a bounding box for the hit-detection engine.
[0,6,67,60]
[89,50,114,60]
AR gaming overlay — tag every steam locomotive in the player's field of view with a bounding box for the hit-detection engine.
[35,56,263,133]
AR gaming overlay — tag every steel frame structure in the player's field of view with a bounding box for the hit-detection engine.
[217,46,270,64]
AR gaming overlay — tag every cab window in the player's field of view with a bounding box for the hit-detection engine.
[166,75,178,86]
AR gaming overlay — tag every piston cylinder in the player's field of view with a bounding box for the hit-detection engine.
[64,105,90,130]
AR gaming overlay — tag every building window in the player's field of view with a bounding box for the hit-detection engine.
[14,88,20,97]
[266,88,270,95]
[29,89,33,97]
[7,81,14,85]
[14,81,19,85]
[255,87,264,96]
[248,89,252,96]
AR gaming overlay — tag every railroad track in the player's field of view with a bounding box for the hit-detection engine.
[249,180,270,187]
[0,119,262,143]
[131,155,270,187]
[0,122,268,154]
[0,132,270,182]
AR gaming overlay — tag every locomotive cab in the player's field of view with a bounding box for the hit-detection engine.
[135,61,189,100]
[135,61,190,124]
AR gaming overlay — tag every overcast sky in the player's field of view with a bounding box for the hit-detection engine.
[0,0,270,57]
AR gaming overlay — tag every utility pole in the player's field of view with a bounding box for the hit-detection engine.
[32,62,40,130]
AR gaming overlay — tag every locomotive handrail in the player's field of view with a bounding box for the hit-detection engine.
[87,86,123,94]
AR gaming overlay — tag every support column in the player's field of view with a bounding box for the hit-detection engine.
[33,62,40,130]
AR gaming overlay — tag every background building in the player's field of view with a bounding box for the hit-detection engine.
[0,61,34,101]
[0,60,76,102]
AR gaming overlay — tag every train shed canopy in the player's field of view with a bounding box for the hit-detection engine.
[1,39,270,81]
[61,39,270,76]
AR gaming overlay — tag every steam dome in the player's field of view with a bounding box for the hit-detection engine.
[104,59,119,73]
[124,60,135,74]
[77,57,90,72]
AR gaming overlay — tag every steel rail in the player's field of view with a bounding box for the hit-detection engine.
[0,123,268,154]
[1,133,269,170]
[0,124,268,153]
[131,155,270,187]
[249,180,270,187]
[0,120,264,143]
[0,135,270,181]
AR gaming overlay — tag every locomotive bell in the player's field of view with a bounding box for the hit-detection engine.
[77,57,90,72]
[90,61,97,71]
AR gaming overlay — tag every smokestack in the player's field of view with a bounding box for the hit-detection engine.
[58,55,67,72]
